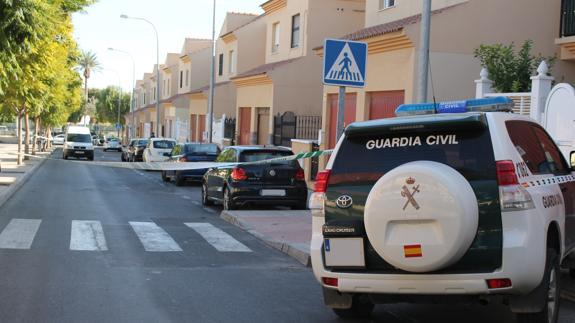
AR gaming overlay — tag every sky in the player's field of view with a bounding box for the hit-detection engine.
[72,0,264,92]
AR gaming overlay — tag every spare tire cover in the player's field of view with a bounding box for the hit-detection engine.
[364,161,478,273]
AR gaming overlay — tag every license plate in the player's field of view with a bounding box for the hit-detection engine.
[75,151,85,154]
[324,238,365,267]
[260,189,286,196]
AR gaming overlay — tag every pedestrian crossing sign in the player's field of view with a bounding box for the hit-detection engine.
[323,39,367,88]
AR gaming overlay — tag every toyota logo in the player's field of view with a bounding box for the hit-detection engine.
[336,195,353,209]
[269,170,276,176]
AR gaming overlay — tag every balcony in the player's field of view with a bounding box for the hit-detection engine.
[557,0,575,60]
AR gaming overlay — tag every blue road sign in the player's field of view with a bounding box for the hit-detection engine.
[323,39,367,88]
[115,123,121,130]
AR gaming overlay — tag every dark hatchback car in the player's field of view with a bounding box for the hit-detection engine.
[127,138,149,162]
[161,143,221,186]
[202,146,308,210]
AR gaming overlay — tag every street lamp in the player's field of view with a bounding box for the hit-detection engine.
[207,0,216,143]
[108,47,136,140]
[121,14,161,138]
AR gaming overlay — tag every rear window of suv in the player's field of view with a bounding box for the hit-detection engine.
[330,128,496,184]
[153,140,175,149]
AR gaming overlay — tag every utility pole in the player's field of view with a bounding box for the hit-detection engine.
[207,0,217,143]
[417,0,432,103]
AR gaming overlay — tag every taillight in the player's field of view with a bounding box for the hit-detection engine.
[310,170,331,212]
[496,160,534,211]
[496,160,518,186]
[231,167,248,181]
[321,277,338,287]
[295,169,305,181]
[486,278,512,289]
[314,170,331,193]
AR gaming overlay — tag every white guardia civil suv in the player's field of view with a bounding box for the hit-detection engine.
[310,97,575,322]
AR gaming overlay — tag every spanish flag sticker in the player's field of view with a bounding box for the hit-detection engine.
[404,244,423,258]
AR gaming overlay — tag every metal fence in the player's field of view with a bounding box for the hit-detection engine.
[274,112,321,147]
[484,93,531,116]
[562,0,575,37]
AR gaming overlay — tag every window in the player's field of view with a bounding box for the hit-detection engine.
[379,0,395,9]
[228,50,236,74]
[218,54,224,76]
[272,22,280,53]
[216,148,236,162]
[153,87,156,100]
[185,70,189,86]
[180,71,183,88]
[506,121,568,175]
[291,14,300,48]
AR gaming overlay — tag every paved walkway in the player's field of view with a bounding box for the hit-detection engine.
[220,210,312,266]
[0,143,53,206]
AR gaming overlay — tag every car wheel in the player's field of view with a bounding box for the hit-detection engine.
[161,171,170,182]
[332,295,374,319]
[516,248,560,323]
[175,174,185,187]
[88,156,94,161]
[223,187,236,211]
[202,183,214,206]
[63,154,67,160]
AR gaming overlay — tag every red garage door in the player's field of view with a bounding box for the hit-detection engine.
[328,93,356,149]
[369,90,405,120]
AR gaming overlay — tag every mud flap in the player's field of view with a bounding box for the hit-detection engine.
[509,273,547,313]
[323,287,353,309]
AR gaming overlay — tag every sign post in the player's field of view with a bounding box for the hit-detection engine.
[323,39,367,142]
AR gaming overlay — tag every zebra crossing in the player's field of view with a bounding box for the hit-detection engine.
[0,219,252,253]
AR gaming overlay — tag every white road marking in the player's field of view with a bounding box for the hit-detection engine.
[185,223,251,252]
[0,219,41,249]
[191,200,200,205]
[202,207,216,214]
[129,222,182,252]
[70,220,108,251]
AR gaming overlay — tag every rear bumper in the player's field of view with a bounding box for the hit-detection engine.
[311,208,548,296]
[230,183,308,206]
[178,170,209,181]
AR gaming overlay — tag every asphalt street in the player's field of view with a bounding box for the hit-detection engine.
[0,147,573,322]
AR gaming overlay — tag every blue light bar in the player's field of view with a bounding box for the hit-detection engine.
[395,96,514,117]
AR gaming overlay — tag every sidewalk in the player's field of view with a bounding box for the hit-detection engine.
[0,143,53,207]
[220,210,312,266]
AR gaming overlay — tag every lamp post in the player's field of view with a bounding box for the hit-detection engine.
[207,0,216,143]
[121,14,161,137]
[108,47,136,140]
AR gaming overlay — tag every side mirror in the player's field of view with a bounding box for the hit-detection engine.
[163,152,171,157]
[570,151,575,170]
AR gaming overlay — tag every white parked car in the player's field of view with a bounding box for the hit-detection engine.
[143,138,176,162]
[52,134,65,145]
[311,97,574,322]
[103,138,122,152]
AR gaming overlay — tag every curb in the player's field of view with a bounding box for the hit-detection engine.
[220,210,311,267]
[0,149,53,209]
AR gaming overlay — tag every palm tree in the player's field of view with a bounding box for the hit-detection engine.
[77,50,100,121]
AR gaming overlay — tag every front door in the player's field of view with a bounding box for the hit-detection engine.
[198,115,206,143]
[328,93,356,149]
[257,108,270,145]
[239,107,251,145]
[190,114,197,142]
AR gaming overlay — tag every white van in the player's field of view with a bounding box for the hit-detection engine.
[63,126,94,160]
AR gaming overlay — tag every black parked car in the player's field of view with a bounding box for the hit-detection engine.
[128,138,149,162]
[161,143,221,186]
[202,146,308,210]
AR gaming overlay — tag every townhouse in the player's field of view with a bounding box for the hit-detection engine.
[230,0,365,145]
[317,0,575,151]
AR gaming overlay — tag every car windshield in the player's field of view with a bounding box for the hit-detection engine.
[67,134,91,143]
[240,150,293,163]
[153,140,175,149]
[185,144,219,154]
[137,140,148,146]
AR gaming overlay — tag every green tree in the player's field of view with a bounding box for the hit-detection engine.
[474,40,556,93]
[94,87,131,125]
